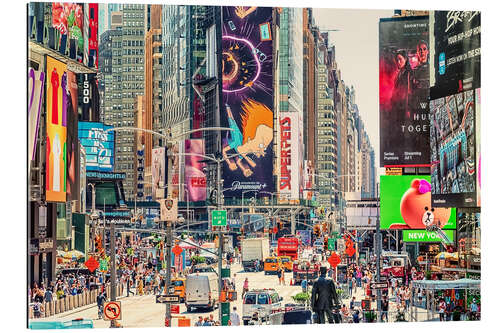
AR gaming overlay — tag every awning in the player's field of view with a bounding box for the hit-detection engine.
[412,278,480,290]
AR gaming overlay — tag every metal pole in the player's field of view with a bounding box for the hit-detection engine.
[165,220,172,327]
[109,221,117,328]
[376,213,382,322]
[217,159,223,323]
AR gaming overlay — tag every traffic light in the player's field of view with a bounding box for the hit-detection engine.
[323,236,328,251]
[313,224,321,237]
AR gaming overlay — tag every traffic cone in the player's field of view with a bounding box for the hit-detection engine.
[290,279,293,286]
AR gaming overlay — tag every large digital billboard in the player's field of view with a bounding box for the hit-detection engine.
[221,6,274,197]
[28,68,45,167]
[152,147,166,200]
[45,56,68,202]
[52,3,84,62]
[279,112,303,201]
[78,122,114,172]
[430,11,480,94]
[66,71,80,201]
[380,175,456,230]
[184,139,207,202]
[379,16,430,167]
[429,89,478,207]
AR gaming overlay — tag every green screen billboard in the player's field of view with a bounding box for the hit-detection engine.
[380,175,456,230]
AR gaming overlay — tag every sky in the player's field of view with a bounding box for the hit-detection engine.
[312,8,394,179]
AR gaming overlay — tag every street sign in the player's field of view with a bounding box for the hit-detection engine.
[337,238,345,253]
[327,238,335,251]
[84,257,99,273]
[211,210,227,227]
[328,252,341,268]
[172,245,183,256]
[156,294,180,304]
[345,246,356,257]
[370,282,389,289]
[159,198,178,222]
[170,304,180,314]
[103,301,121,321]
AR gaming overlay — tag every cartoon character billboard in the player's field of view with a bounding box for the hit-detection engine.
[379,16,430,167]
[380,175,456,230]
[221,6,274,197]
[52,3,84,62]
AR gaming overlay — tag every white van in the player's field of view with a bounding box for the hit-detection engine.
[185,273,218,312]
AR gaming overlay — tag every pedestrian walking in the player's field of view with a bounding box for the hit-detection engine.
[381,296,389,322]
[310,266,340,324]
[242,278,249,297]
[230,306,241,326]
[438,298,446,321]
[348,276,353,295]
[277,266,282,285]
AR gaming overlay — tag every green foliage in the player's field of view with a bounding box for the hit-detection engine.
[190,255,206,265]
[425,270,432,280]
[292,292,311,304]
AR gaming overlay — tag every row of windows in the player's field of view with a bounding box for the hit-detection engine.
[124,49,144,56]
[122,29,145,36]
[123,11,144,18]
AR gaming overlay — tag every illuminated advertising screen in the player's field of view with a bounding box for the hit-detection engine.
[152,147,166,200]
[280,112,303,201]
[66,71,80,200]
[28,68,45,165]
[429,89,478,207]
[45,56,68,202]
[84,3,99,68]
[52,3,84,62]
[184,139,207,202]
[430,11,480,94]
[221,6,274,197]
[380,175,456,230]
[379,16,430,167]
[78,122,114,172]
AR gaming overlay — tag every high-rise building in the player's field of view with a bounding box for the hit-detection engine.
[99,3,146,200]
[98,3,122,38]
[303,9,317,170]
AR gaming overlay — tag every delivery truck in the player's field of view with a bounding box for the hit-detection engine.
[241,237,270,272]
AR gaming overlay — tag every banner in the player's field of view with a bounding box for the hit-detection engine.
[302,160,315,200]
[379,16,430,166]
[45,56,68,202]
[78,122,115,172]
[152,147,166,200]
[279,112,303,201]
[429,89,478,207]
[430,11,480,94]
[66,71,80,200]
[184,139,207,202]
[28,68,45,166]
[380,175,456,230]
[221,6,274,197]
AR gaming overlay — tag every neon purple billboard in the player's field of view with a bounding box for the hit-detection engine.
[221,6,274,197]
[184,139,207,202]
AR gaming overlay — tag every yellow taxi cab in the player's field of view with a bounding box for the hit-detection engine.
[278,256,293,272]
[171,277,186,302]
[264,257,280,275]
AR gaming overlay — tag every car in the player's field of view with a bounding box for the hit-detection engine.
[191,264,217,275]
[264,257,279,275]
[242,289,283,325]
[170,277,186,302]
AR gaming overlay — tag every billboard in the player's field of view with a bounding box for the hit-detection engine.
[78,73,100,121]
[28,68,45,166]
[302,160,315,201]
[379,16,430,166]
[78,122,115,172]
[279,112,303,201]
[184,139,207,202]
[45,56,68,202]
[152,147,166,200]
[403,229,455,242]
[84,3,99,68]
[66,71,80,200]
[297,230,311,246]
[430,11,480,94]
[221,6,274,197]
[429,89,478,207]
[380,175,456,230]
[52,3,84,62]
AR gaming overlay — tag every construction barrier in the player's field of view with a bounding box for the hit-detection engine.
[28,283,124,319]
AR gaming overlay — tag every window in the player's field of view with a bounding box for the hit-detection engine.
[244,294,256,304]
[257,294,269,305]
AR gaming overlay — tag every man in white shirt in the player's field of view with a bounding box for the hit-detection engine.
[230,306,241,326]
